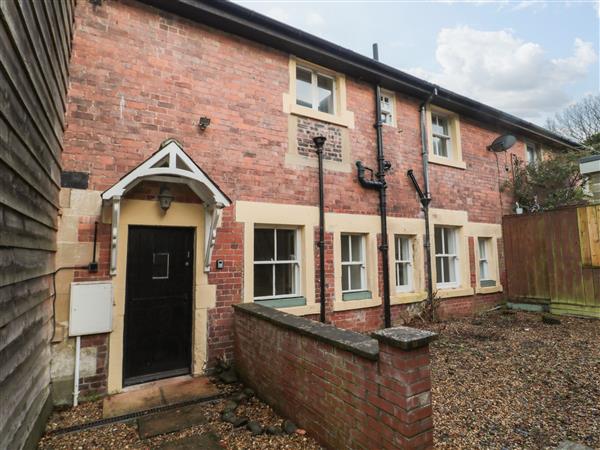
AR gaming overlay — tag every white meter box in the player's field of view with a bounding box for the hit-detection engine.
[69,281,113,336]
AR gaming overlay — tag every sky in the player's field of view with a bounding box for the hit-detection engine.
[234,0,600,126]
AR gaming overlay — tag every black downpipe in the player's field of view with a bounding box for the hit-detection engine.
[88,221,99,273]
[418,89,437,311]
[313,136,327,323]
[355,43,392,329]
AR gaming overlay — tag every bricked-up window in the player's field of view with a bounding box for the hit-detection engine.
[380,91,394,126]
[434,226,459,288]
[394,236,412,292]
[296,66,335,114]
[526,142,542,165]
[432,113,452,158]
[254,228,300,299]
[341,234,366,292]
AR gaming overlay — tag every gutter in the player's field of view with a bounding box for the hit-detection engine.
[138,0,581,150]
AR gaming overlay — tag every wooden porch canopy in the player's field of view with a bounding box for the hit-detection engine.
[101,139,231,275]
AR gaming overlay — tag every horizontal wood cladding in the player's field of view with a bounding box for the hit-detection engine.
[0,0,74,448]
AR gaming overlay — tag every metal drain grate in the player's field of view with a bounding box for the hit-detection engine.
[46,393,226,436]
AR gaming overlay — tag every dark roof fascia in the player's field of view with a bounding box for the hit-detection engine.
[138,0,581,150]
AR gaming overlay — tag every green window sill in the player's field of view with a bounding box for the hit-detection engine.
[254,296,307,308]
[342,290,372,301]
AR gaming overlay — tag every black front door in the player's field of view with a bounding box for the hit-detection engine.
[123,226,194,386]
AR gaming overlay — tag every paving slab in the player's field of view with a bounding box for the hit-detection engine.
[138,403,208,438]
[160,376,219,404]
[102,376,219,418]
[157,432,223,450]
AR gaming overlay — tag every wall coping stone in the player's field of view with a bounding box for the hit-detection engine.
[372,327,438,351]
[234,303,379,360]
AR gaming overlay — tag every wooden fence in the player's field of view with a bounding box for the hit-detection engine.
[0,1,75,448]
[503,204,600,318]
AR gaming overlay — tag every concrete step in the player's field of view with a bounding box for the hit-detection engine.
[103,376,220,418]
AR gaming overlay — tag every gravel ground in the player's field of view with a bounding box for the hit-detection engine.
[424,310,600,449]
[38,381,322,450]
[39,310,598,449]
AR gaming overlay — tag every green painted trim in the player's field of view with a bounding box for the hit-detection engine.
[480,279,496,288]
[255,296,307,308]
[342,290,372,301]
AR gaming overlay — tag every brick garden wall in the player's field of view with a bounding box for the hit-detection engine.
[234,303,437,450]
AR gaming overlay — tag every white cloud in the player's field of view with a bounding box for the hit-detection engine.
[305,11,325,27]
[512,1,546,11]
[405,26,597,122]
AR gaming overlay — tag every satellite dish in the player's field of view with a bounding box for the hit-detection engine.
[487,134,517,152]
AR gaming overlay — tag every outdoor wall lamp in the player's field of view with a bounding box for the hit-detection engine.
[198,116,211,131]
[158,185,174,211]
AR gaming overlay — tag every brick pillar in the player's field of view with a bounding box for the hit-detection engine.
[371,327,437,449]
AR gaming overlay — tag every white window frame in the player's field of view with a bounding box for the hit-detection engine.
[526,142,542,165]
[253,226,301,300]
[394,235,413,292]
[478,237,491,282]
[341,233,367,293]
[435,226,459,289]
[295,65,336,115]
[380,90,395,126]
[432,112,453,158]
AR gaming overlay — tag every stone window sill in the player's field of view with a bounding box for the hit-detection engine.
[289,104,354,128]
[435,286,475,299]
[429,154,467,170]
[476,284,503,295]
[390,291,428,305]
[278,302,321,317]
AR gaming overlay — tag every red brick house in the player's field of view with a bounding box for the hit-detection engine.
[50,0,578,402]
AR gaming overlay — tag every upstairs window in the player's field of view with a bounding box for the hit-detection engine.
[341,234,366,292]
[296,66,335,114]
[380,91,395,126]
[254,228,299,299]
[432,113,452,158]
[435,226,459,288]
[394,236,413,292]
[526,142,542,165]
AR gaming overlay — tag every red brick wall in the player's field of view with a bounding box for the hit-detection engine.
[234,304,435,449]
[64,1,510,372]
[65,0,523,217]
[79,334,109,400]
